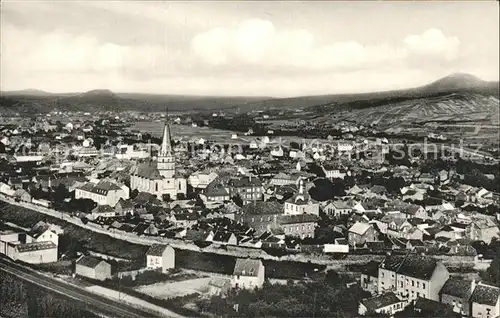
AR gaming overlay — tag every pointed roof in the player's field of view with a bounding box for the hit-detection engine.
[160,121,173,157]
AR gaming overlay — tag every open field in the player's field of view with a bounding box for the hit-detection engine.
[135,277,212,299]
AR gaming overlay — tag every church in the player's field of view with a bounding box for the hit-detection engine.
[130,120,187,200]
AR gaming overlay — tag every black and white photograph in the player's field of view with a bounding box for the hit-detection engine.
[0,1,499,317]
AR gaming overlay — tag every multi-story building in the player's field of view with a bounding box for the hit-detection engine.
[284,180,319,216]
[75,180,129,207]
[277,214,319,238]
[348,222,377,246]
[227,176,263,203]
[378,254,449,302]
[235,201,283,234]
[467,219,500,244]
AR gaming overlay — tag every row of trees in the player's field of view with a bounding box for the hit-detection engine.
[0,271,98,318]
[196,270,370,317]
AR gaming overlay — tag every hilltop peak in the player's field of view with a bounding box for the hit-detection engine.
[81,89,115,97]
[424,73,486,92]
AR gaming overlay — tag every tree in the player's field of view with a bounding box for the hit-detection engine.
[480,238,500,287]
[130,189,139,199]
[52,184,70,203]
[232,195,243,207]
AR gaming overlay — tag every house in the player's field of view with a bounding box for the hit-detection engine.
[467,219,499,244]
[208,278,231,298]
[1,235,58,264]
[439,278,474,316]
[75,256,112,281]
[269,172,303,186]
[378,254,450,302]
[13,189,31,202]
[358,292,406,316]
[202,180,230,203]
[401,205,429,220]
[89,205,116,220]
[277,214,319,239]
[232,258,265,289]
[114,198,134,216]
[348,222,377,246]
[322,163,347,180]
[169,213,198,228]
[413,297,455,317]
[75,180,129,207]
[188,172,218,189]
[29,225,58,246]
[184,229,214,242]
[284,180,319,216]
[324,200,352,217]
[360,260,381,295]
[470,281,500,318]
[213,231,238,245]
[227,176,263,203]
[145,244,175,273]
[235,201,283,235]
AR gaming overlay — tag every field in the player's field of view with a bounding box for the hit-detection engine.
[135,277,212,299]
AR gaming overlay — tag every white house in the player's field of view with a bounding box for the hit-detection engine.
[232,258,265,290]
[75,256,112,281]
[145,244,175,273]
[75,180,129,207]
[284,180,320,216]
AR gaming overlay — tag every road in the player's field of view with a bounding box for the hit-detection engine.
[0,257,163,318]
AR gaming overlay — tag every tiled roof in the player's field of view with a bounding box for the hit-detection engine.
[348,222,372,235]
[277,214,319,225]
[204,180,229,197]
[17,241,57,252]
[380,254,439,280]
[440,278,472,299]
[78,181,122,195]
[133,162,163,180]
[470,283,500,306]
[146,244,168,256]
[361,292,401,311]
[242,201,283,215]
[233,258,263,277]
[76,256,105,268]
[228,176,262,187]
[213,231,234,243]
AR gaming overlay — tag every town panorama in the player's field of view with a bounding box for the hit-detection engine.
[1,1,499,317]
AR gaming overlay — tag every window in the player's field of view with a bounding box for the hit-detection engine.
[417,282,420,288]
[412,280,415,287]
[422,283,425,289]
[400,282,403,287]
[381,272,384,278]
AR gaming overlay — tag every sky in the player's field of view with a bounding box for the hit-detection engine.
[1,1,499,97]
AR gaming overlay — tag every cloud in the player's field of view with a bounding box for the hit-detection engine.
[1,24,178,76]
[191,20,461,72]
[403,28,460,61]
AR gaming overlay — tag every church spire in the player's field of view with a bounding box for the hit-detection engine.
[160,108,173,156]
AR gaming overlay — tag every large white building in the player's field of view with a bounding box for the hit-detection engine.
[75,180,129,207]
[130,121,187,200]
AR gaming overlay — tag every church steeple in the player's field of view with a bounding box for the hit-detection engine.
[160,120,173,156]
[157,109,175,178]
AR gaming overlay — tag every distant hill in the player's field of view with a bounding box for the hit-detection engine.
[231,73,499,112]
[0,89,271,114]
[0,73,498,115]
[1,89,53,97]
